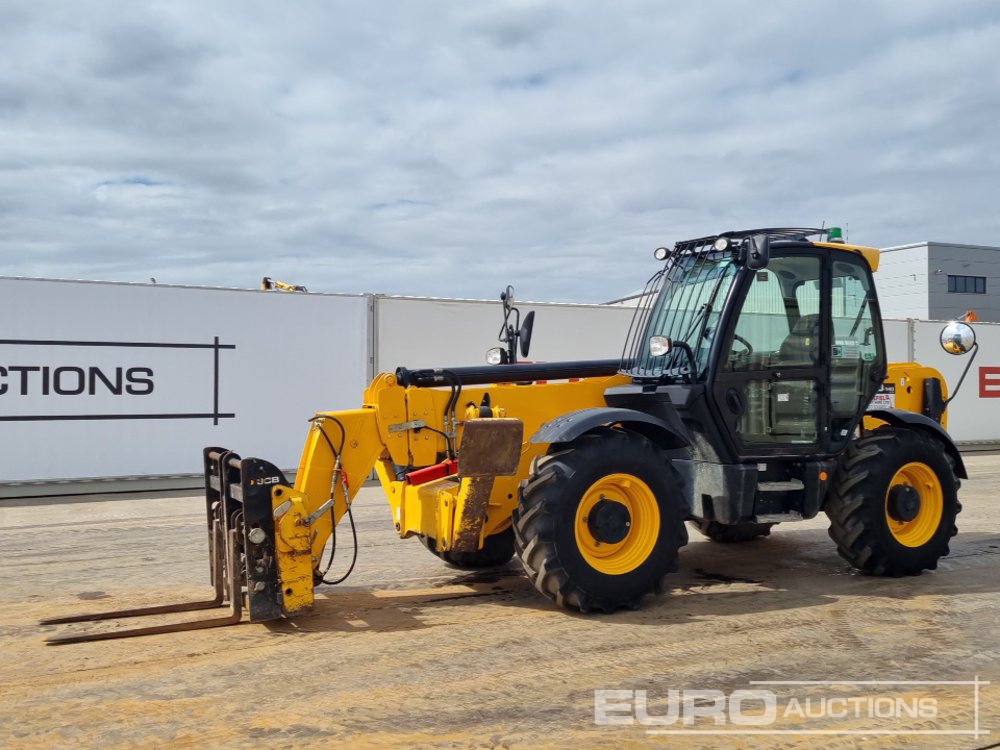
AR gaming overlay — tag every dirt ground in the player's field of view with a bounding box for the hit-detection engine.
[1,455,998,750]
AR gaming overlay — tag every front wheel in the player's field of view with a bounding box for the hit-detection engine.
[826,427,960,575]
[513,428,687,613]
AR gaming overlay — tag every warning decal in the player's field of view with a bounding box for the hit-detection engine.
[869,382,896,410]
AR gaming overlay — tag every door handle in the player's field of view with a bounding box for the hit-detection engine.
[725,387,745,415]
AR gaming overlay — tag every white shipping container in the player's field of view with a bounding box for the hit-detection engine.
[0,278,369,485]
[374,295,635,370]
[0,277,995,493]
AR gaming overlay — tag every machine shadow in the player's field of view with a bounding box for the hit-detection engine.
[266,527,1000,636]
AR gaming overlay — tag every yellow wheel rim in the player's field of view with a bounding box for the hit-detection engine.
[885,462,944,548]
[574,473,660,575]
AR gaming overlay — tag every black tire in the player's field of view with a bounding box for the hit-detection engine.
[513,428,688,613]
[826,426,960,576]
[690,518,776,543]
[418,526,516,569]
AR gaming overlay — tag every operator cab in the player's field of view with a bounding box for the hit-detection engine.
[619,227,887,464]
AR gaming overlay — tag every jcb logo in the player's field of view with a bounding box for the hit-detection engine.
[250,476,281,487]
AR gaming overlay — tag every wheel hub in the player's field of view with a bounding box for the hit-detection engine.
[887,483,921,523]
[587,498,632,544]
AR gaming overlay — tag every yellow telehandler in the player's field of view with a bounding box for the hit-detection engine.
[44,227,979,644]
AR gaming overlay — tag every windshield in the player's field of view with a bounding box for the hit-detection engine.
[625,250,739,381]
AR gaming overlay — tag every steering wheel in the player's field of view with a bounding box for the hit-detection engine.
[732,333,754,355]
[730,333,754,367]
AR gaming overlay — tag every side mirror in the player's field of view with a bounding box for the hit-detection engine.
[496,285,533,364]
[938,320,979,408]
[519,310,535,358]
[746,234,770,270]
[940,321,976,355]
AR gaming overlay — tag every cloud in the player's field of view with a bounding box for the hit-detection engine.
[1,0,999,302]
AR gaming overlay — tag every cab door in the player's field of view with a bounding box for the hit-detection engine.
[710,249,886,459]
[711,252,828,457]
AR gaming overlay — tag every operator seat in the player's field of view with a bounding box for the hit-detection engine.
[777,313,820,366]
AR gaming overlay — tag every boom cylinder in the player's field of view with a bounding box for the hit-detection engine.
[395,359,621,387]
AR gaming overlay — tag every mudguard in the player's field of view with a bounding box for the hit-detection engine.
[530,406,690,449]
[866,408,967,479]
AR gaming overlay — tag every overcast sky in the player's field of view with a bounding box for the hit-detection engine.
[2,1,999,303]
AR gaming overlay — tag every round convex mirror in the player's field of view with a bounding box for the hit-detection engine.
[939,321,976,355]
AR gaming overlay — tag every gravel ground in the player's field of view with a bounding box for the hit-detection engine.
[1,454,998,750]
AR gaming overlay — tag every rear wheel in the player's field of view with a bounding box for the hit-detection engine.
[690,518,775,543]
[419,527,516,569]
[826,427,960,575]
[514,428,687,612]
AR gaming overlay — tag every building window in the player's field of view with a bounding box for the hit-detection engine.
[948,275,986,294]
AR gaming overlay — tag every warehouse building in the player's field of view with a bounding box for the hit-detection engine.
[875,241,1000,322]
